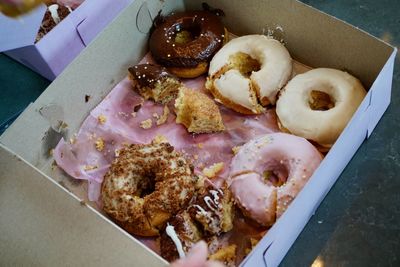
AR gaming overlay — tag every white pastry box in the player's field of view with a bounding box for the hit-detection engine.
[0,0,132,80]
[0,0,397,266]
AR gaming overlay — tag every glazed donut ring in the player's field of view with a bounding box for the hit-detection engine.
[276,68,367,147]
[206,34,292,114]
[149,11,226,78]
[229,133,322,226]
[101,141,196,236]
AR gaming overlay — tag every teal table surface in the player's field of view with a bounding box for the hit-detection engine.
[0,1,399,266]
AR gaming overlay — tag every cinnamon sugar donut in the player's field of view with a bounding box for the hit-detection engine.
[229,133,322,226]
[101,141,196,236]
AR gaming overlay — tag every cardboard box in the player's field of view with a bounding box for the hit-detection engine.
[0,0,397,266]
[0,0,132,80]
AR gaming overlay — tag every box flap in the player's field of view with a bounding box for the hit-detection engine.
[0,144,166,266]
[0,4,45,52]
[72,0,133,46]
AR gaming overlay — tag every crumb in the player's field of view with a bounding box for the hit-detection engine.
[95,137,105,152]
[153,134,168,144]
[80,200,86,206]
[232,146,241,155]
[49,148,54,156]
[156,105,170,125]
[140,119,153,129]
[203,162,224,178]
[152,112,160,119]
[197,143,204,149]
[209,244,236,265]
[59,121,68,129]
[114,149,121,157]
[88,132,96,140]
[250,237,259,248]
[98,114,107,124]
[85,94,91,102]
[131,112,137,118]
[194,154,199,160]
[83,165,98,171]
[69,137,76,144]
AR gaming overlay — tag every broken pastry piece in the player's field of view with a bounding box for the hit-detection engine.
[160,186,234,262]
[128,64,182,104]
[36,1,75,42]
[175,87,225,133]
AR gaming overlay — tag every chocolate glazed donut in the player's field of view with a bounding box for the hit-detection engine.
[149,11,226,78]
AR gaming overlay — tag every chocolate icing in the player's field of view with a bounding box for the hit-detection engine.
[128,64,177,88]
[149,11,225,68]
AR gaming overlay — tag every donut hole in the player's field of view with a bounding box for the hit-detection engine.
[308,90,335,110]
[138,174,156,198]
[263,164,289,187]
[172,22,201,44]
[228,52,261,77]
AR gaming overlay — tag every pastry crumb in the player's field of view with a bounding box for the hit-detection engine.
[49,148,54,156]
[194,154,199,160]
[131,112,137,118]
[153,134,168,144]
[152,112,160,119]
[156,105,170,125]
[232,146,241,155]
[197,143,204,149]
[95,137,105,152]
[98,114,107,124]
[83,165,98,171]
[203,162,224,178]
[140,119,153,129]
[114,149,121,157]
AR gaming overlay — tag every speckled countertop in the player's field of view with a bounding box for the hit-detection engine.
[0,0,399,266]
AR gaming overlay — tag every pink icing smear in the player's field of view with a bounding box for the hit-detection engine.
[53,55,280,202]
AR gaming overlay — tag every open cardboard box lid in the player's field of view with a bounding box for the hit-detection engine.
[0,5,46,52]
[0,0,397,266]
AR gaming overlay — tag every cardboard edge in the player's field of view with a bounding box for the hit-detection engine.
[0,143,168,266]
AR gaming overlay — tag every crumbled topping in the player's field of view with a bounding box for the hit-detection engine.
[140,119,153,129]
[95,137,105,152]
[156,105,170,125]
[83,165,98,171]
[98,114,107,124]
[203,162,224,178]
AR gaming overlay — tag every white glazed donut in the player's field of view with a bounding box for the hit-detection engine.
[206,34,292,114]
[229,133,322,226]
[276,68,367,147]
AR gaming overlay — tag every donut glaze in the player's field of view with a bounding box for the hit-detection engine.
[149,11,225,69]
[207,34,292,114]
[229,133,322,226]
[276,68,367,147]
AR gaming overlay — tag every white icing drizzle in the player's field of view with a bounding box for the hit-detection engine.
[66,5,73,13]
[165,224,185,258]
[204,196,217,211]
[194,204,208,216]
[48,4,61,24]
[209,190,221,205]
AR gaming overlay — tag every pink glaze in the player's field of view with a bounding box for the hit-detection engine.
[53,54,280,201]
[229,133,322,226]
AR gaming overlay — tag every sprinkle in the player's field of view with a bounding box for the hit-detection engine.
[144,66,147,69]
[142,74,146,78]
[172,44,176,47]
[167,54,171,57]
[201,17,204,21]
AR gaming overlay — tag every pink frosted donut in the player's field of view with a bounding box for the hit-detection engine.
[229,133,322,226]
